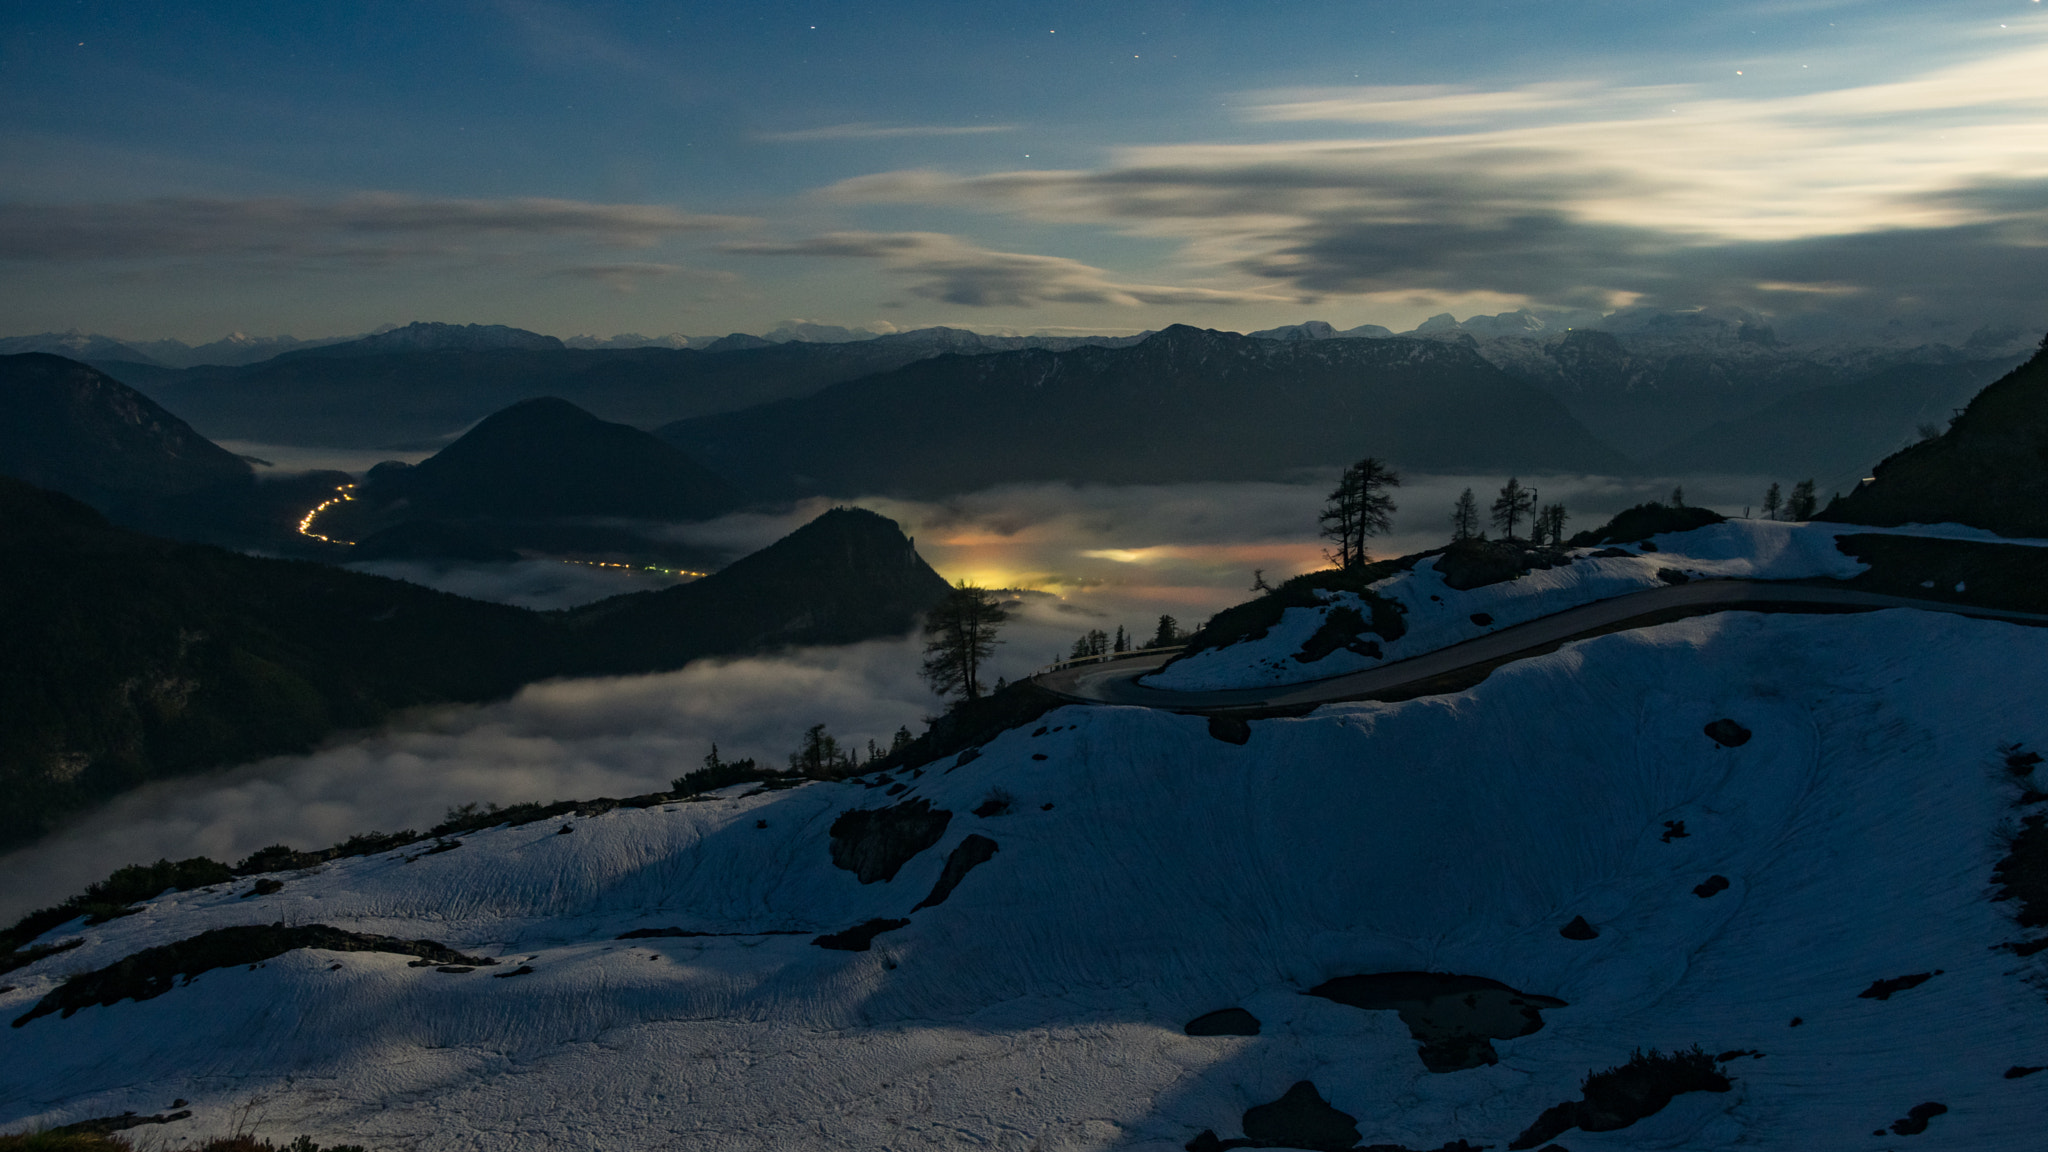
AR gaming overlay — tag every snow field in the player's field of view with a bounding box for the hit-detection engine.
[1,610,2045,1149]
[1146,519,1879,692]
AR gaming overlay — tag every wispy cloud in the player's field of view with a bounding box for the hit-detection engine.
[759,123,1018,142]
[0,194,752,262]
[1243,83,1621,125]
[821,32,2048,319]
[724,230,1296,308]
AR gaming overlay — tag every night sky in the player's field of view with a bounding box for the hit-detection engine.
[3,1,2044,341]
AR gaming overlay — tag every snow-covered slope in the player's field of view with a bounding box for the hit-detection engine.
[1141,521,2008,693]
[3,609,2046,1150]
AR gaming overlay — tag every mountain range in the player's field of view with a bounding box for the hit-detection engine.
[660,324,1633,497]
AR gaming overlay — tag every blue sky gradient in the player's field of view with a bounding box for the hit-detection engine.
[4,1,2044,340]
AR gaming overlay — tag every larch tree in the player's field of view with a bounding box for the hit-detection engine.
[1451,488,1480,542]
[921,582,1009,701]
[1490,477,1536,540]
[1762,482,1782,521]
[1319,457,1402,568]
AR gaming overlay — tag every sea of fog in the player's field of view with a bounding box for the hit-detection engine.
[0,471,1778,919]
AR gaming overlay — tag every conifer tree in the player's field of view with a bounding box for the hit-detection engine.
[1490,477,1535,540]
[1319,457,1401,568]
[1451,488,1480,542]
[1762,482,1782,521]
[1787,478,1818,520]
[1149,614,1181,648]
[921,581,1009,701]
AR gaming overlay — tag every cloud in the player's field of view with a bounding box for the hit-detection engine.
[725,231,1296,308]
[0,472,1780,922]
[548,261,739,292]
[0,194,752,262]
[759,123,1018,142]
[820,33,2048,320]
[1243,82,1620,125]
[0,640,938,923]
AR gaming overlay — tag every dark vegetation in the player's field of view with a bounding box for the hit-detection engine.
[663,326,1632,499]
[1183,1007,1261,1037]
[913,834,999,910]
[1,1131,367,1152]
[810,918,910,952]
[1507,1046,1732,1149]
[827,799,953,884]
[1859,971,1941,1000]
[0,481,948,848]
[13,923,494,1027]
[865,680,1065,776]
[1693,875,1730,898]
[1828,534,2048,615]
[1184,1080,1490,1152]
[1167,560,1412,667]
[1885,1102,1949,1137]
[1566,501,1725,547]
[1703,719,1752,747]
[1823,334,2048,536]
[1993,744,2048,959]
[1559,915,1599,941]
[1433,537,1572,591]
[1305,972,1567,1073]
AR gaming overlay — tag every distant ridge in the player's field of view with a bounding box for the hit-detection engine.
[661,324,1634,498]
[279,320,565,358]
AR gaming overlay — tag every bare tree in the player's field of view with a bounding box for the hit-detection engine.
[1761,482,1782,521]
[1319,457,1402,568]
[1490,477,1535,540]
[1540,502,1568,545]
[1451,488,1480,542]
[921,582,1009,701]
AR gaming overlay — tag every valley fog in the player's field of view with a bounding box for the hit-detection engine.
[0,470,1769,919]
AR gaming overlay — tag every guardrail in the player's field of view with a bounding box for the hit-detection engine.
[1040,644,1187,675]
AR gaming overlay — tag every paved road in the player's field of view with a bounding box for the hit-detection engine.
[1031,580,2048,714]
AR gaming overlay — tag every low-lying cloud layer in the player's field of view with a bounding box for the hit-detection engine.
[0,472,1782,921]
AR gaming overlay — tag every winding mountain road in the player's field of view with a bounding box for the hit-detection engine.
[1031,580,2048,714]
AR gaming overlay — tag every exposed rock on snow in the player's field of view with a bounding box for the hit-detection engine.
[912,834,999,910]
[827,798,950,883]
[1307,972,1568,1073]
[3,611,2047,1148]
[1508,1046,1732,1148]
[1184,1007,1262,1037]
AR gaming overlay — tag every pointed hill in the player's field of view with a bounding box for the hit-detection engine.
[659,325,1634,499]
[0,478,948,848]
[355,396,743,523]
[0,353,252,513]
[1822,335,2048,536]
[564,506,954,673]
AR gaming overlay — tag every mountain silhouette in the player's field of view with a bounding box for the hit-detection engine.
[354,396,743,522]
[0,353,252,513]
[661,325,1633,498]
[1824,334,2048,536]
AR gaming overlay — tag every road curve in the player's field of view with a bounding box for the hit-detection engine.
[1031,580,2048,714]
